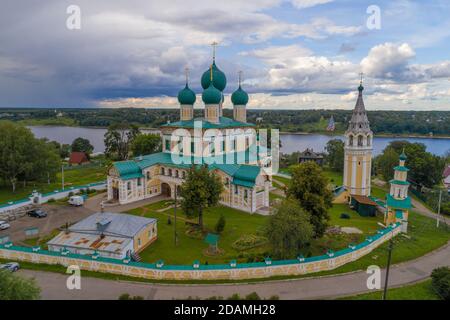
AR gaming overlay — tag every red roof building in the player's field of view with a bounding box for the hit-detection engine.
[69,152,89,165]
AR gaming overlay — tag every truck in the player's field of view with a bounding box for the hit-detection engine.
[68,195,85,206]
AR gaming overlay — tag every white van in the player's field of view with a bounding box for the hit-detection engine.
[0,220,10,230]
[68,196,84,206]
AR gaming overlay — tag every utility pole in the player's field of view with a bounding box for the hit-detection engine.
[436,189,442,228]
[383,236,394,300]
[61,164,65,190]
[174,186,178,246]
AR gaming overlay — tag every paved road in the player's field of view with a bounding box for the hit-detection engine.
[17,240,449,300]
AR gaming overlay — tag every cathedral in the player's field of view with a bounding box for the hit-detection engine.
[106,49,272,213]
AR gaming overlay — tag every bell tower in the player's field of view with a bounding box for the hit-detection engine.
[343,75,373,197]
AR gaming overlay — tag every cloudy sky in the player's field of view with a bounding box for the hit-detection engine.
[1,0,450,110]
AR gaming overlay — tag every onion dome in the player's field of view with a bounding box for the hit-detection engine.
[202,83,222,104]
[399,149,407,160]
[201,62,227,91]
[231,85,249,105]
[177,84,196,105]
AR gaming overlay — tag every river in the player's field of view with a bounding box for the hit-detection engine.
[28,126,450,156]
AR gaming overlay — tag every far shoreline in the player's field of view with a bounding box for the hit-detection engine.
[24,123,450,140]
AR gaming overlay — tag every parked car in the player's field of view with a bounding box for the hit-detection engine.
[0,262,20,272]
[0,221,10,230]
[68,195,84,206]
[27,209,47,218]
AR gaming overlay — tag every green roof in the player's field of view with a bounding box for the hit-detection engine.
[394,165,409,172]
[386,194,411,209]
[399,151,407,160]
[231,85,249,105]
[204,233,219,245]
[115,152,261,187]
[161,116,254,129]
[177,84,196,105]
[201,61,226,91]
[395,210,404,220]
[389,179,410,185]
[202,83,222,104]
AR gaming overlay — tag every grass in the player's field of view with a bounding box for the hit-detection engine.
[128,204,270,265]
[0,164,107,203]
[328,204,383,234]
[339,279,440,300]
[17,117,77,127]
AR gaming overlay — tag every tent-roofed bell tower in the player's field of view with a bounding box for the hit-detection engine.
[343,75,373,197]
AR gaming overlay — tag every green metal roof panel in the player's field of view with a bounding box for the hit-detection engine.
[389,179,410,185]
[121,173,144,180]
[233,179,255,188]
[114,161,141,176]
[394,166,409,172]
[386,194,412,209]
[233,165,261,182]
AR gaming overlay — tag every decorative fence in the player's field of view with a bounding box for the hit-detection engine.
[0,223,401,281]
[0,181,106,215]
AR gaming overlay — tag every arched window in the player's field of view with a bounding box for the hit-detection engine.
[161,167,165,175]
[367,135,371,146]
[349,135,354,146]
[357,135,363,147]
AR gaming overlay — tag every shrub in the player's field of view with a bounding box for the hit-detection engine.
[227,293,241,300]
[431,267,450,300]
[68,191,74,197]
[340,213,351,219]
[118,293,144,300]
[215,214,226,233]
[245,292,261,300]
[232,235,268,250]
[47,198,55,203]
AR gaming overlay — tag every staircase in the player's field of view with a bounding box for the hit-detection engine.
[130,251,142,262]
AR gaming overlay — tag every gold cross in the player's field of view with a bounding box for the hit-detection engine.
[211,41,219,61]
[184,67,189,85]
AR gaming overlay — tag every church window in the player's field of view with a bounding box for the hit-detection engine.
[349,135,354,146]
[175,170,179,178]
[244,189,248,200]
[235,185,239,194]
[168,169,172,176]
[127,182,131,190]
[137,178,142,186]
[357,135,363,147]
[191,141,195,154]
[182,171,186,179]
[161,167,165,175]
[146,171,151,180]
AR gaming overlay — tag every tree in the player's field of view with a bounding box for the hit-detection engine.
[104,123,140,160]
[215,214,226,233]
[286,162,333,238]
[0,270,41,300]
[180,165,223,229]
[131,133,161,157]
[266,200,314,259]
[325,139,344,172]
[71,137,94,157]
[375,141,445,188]
[431,267,450,300]
[0,122,59,191]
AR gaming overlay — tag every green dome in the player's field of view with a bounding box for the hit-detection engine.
[177,84,196,105]
[202,83,222,104]
[231,85,249,105]
[201,62,227,91]
[399,150,407,160]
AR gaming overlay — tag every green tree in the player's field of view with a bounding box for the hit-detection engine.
[431,267,450,300]
[266,200,314,259]
[215,214,226,233]
[131,133,161,157]
[286,161,333,237]
[0,270,41,300]
[180,165,223,229]
[71,137,94,156]
[325,139,344,172]
[104,123,140,160]
[375,141,445,188]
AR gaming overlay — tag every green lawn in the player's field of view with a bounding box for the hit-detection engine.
[340,279,440,300]
[128,204,270,265]
[0,164,107,203]
[328,204,383,234]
